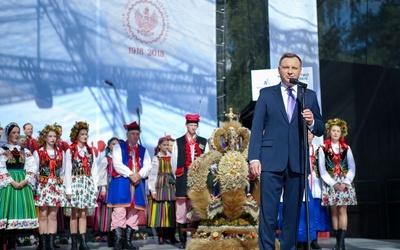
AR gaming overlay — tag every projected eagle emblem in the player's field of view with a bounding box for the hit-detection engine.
[134,7,157,37]
[123,0,168,44]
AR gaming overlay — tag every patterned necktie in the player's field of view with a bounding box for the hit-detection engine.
[286,87,296,121]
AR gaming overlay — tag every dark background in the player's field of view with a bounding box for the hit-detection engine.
[320,60,400,239]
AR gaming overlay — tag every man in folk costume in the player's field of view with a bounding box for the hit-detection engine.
[23,122,39,153]
[56,124,69,152]
[171,114,208,249]
[107,122,152,250]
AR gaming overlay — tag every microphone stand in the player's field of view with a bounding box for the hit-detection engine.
[105,80,126,125]
[136,107,142,145]
[299,82,311,250]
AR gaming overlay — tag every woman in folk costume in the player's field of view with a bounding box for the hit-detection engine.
[33,124,69,250]
[147,137,178,245]
[107,121,152,250]
[64,121,98,250]
[93,137,119,248]
[0,122,39,250]
[318,118,357,250]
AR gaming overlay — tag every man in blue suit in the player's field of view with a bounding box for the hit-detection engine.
[248,53,324,250]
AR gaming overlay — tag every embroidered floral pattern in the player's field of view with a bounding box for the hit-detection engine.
[127,142,141,172]
[321,139,357,206]
[1,147,26,164]
[0,219,39,230]
[321,175,357,206]
[323,139,350,178]
[38,148,63,182]
[184,138,202,170]
[71,145,93,176]
[70,175,97,209]
[68,145,97,209]
[35,179,69,207]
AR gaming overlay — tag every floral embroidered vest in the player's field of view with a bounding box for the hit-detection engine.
[323,148,349,178]
[38,148,64,184]
[2,146,26,170]
[71,146,94,176]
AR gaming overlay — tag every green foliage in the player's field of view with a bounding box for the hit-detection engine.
[318,0,400,67]
[217,0,269,121]
[217,0,399,121]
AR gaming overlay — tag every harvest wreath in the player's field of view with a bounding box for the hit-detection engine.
[186,120,261,250]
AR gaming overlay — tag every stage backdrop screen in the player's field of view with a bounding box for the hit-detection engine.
[0,0,217,156]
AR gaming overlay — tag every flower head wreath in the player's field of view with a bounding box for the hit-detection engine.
[69,121,89,142]
[37,123,61,146]
[325,118,348,138]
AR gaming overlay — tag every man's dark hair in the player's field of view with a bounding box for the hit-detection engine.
[279,53,302,67]
[23,123,32,129]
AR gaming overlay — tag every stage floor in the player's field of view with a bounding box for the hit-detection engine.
[17,237,400,249]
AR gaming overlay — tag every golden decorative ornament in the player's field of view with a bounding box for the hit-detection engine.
[185,120,258,250]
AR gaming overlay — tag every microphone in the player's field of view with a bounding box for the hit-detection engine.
[105,80,114,87]
[104,80,126,124]
[289,78,307,87]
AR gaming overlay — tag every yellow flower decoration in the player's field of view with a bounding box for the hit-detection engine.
[37,124,61,146]
[325,118,348,137]
[69,121,89,142]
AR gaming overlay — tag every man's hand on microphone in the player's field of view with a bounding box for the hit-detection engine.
[250,161,262,176]
[302,108,314,125]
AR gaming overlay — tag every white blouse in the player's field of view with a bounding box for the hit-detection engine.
[318,145,356,187]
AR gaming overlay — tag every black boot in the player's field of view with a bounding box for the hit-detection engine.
[296,242,305,250]
[168,227,179,244]
[53,233,61,248]
[332,229,340,250]
[310,238,322,250]
[70,233,78,250]
[6,235,16,250]
[178,223,187,249]
[157,227,164,245]
[38,234,47,250]
[107,231,114,248]
[79,233,90,250]
[0,234,5,250]
[113,228,124,250]
[123,226,139,249]
[46,234,55,250]
[338,229,346,250]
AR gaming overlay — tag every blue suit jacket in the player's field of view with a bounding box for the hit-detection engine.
[248,84,324,173]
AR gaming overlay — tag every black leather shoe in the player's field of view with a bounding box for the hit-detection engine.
[297,242,305,250]
[311,239,322,250]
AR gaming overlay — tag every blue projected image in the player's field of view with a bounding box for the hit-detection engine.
[0,0,217,157]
